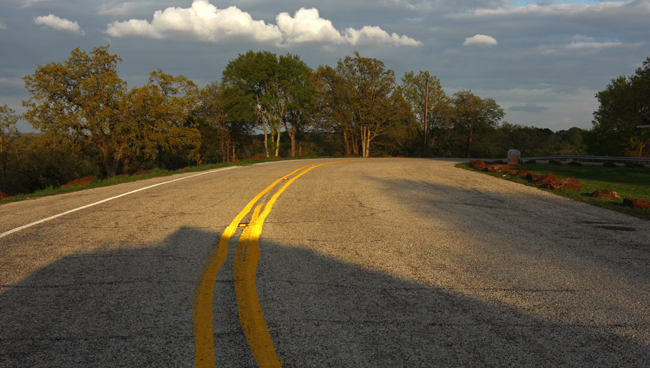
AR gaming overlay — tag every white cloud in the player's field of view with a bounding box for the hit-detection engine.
[344,26,422,46]
[34,15,84,35]
[566,41,623,50]
[105,1,421,47]
[106,0,283,43]
[0,21,6,30]
[98,2,142,16]
[463,34,497,46]
[277,8,344,44]
[450,1,648,18]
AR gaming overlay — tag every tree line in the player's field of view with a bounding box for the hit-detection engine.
[1,46,647,196]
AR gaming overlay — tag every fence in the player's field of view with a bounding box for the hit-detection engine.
[513,154,650,164]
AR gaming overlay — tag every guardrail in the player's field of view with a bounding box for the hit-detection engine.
[514,154,650,163]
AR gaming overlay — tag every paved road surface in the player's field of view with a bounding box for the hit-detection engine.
[1,158,649,367]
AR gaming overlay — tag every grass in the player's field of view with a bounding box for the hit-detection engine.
[0,156,317,205]
[457,162,650,221]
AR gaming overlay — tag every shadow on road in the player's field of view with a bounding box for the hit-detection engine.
[1,224,649,367]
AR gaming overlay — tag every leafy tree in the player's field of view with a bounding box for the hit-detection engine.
[223,51,315,158]
[278,54,316,158]
[23,46,128,177]
[122,70,201,171]
[0,105,19,193]
[318,52,411,158]
[223,51,280,157]
[0,104,18,161]
[195,81,252,162]
[399,71,449,155]
[590,57,650,157]
[450,90,505,158]
[313,65,358,155]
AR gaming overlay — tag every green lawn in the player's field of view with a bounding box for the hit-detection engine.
[457,162,650,221]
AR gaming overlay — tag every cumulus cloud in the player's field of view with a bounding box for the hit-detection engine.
[463,34,497,46]
[106,1,283,43]
[276,8,344,44]
[105,1,421,47]
[344,26,421,46]
[509,102,549,113]
[276,8,420,46]
[0,21,6,30]
[34,15,84,35]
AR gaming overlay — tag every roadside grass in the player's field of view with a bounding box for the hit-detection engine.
[457,162,650,221]
[0,156,321,205]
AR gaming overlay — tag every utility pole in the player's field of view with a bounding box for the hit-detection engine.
[422,78,429,156]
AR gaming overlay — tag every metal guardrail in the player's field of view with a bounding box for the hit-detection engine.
[514,154,650,163]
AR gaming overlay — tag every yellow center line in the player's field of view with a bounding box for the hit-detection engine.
[233,162,343,367]
[193,160,349,368]
[192,165,310,368]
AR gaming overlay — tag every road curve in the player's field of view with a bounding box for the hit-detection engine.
[1,158,649,367]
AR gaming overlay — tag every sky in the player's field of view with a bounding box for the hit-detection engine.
[1,0,649,132]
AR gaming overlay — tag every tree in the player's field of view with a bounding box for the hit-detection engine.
[223,51,280,157]
[278,54,316,158]
[195,81,250,163]
[590,57,650,157]
[1,105,19,192]
[222,51,315,158]
[0,104,18,160]
[23,46,129,177]
[122,70,201,171]
[450,90,505,158]
[314,65,358,155]
[317,52,410,158]
[399,71,449,155]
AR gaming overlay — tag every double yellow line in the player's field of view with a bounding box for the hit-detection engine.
[192,162,343,367]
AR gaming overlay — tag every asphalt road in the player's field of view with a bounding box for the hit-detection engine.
[1,158,649,367]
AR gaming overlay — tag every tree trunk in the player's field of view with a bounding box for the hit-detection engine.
[351,130,359,156]
[467,126,473,158]
[343,130,351,155]
[262,119,269,158]
[99,144,119,178]
[284,121,296,158]
[361,125,369,158]
[275,120,281,157]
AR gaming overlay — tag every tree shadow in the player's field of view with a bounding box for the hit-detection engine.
[260,242,650,367]
[1,225,649,367]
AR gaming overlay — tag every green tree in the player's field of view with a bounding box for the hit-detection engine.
[314,65,358,155]
[223,51,280,157]
[450,90,505,158]
[222,51,315,158]
[0,105,20,193]
[399,71,449,155]
[23,46,128,177]
[321,52,411,158]
[591,57,650,157]
[122,70,201,171]
[195,81,251,163]
[278,54,316,158]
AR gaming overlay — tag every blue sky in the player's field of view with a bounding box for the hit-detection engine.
[1,0,649,132]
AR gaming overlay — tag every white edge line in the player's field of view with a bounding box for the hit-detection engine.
[0,167,241,239]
